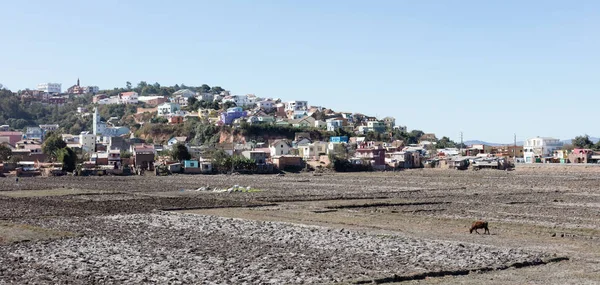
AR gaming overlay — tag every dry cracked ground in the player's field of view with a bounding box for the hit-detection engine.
[1,165,600,284]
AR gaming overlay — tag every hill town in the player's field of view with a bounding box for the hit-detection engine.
[0,80,599,176]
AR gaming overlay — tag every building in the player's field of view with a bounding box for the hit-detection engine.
[382,117,395,130]
[25,127,44,141]
[119,92,139,104]
[79,132,96,153]
[157,102,181,116]
[523,137,563,163]
[354,144,386,170]
[220,107,247,125]
[272,155,304,170]
[172,89,196,98]
[327,118,344,132]
[196,93,214,102]
[257,99,275,111]
[132,144,156,170]
[330,136,349,143]
[568,149,594,164]
[269,139,292,156]
[167,136,188,148]
[93,107,129,137]
[242,150,268,164]
[93,94,108,103]
[138,96,168,106]
[285,101,308,112]
[359,120,386,134]
[37,83,61,94]
[298,141,328,160]
[222,94,255,107]
[0,131,24,145]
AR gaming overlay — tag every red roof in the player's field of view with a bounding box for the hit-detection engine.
[121,92,137,97]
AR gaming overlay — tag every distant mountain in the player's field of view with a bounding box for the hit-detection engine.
[464,137,599,147]
[463,140,504,147]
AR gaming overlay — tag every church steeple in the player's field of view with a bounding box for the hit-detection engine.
[77,78,80,87]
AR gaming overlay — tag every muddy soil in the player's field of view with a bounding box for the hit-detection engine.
[0,168,599,284]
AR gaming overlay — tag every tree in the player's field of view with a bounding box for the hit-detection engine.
[211,86,224,94]
[126,81,132,90]
[42,132,67,160]
[0,143,11,161]
[200,84,211,93]
[171,142,191,162]
[436,136,456,149]
[572,135,594,149]
[57,147,77,172]
[187,97,198,110]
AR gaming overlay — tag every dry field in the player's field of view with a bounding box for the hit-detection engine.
[0,166,599,284]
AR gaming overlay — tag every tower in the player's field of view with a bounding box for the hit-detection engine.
[77,78,80,87]
[93,107,98,135]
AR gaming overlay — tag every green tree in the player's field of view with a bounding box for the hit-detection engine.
[200,84,211,93]
[171,142,191,161]
[42,132,67,160]
[126,81,132,90]
[0,143,11,161]
[211,86,224,94]
[436,136,456,149]
[572,134,594,149]
[57,147,77,172]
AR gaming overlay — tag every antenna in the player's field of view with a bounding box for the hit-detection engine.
[460,131,463,155]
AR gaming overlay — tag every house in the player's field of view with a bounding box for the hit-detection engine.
[138,96,168,106]
[15,140,43,154]
[298,141,328,160]
[0,125,9,132]
[257,99,275,111]
[157,102,181,116]
[382,117,395,130]
[272,155,304,170]
[0,131,24,145]
[290,116,316,128]
[314,120,326,129]
[199,158,213,173]
[196,93,214,102]
[173,95,189,107]
[330,136,349,143]
[269,139,292,156]
[25,127,44,141]
[39,124,59,133]
[568,149,593,164]
[242,150,268,164]
[359,120,386,134]
[132,144,156,170]
[275,103,286,118]
[119,92,139,104]
[285,101,308,112]
[167,136,188,148]
[354,143,386,170]
[523,137,563,163]
[169,115,184,124]
[93,94,108,103]
[172,89,196,98]
[220,107,248,125]
[167,163,182,173]
[326,118,344,132]
[107,149,121,168]
[222,94,252,107]
[247,115,275,125]
[79,132,96,153]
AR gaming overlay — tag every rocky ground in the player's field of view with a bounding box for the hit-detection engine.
[0,166,599,284]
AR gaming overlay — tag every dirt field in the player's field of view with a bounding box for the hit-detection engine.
[0,167,599,284]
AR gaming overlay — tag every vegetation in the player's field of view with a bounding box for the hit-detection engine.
[571,134,599,150]
[42,132,67,161]
[209,150,257,173]
[0,143,11,161]
[57,147,77,172]
[171,143,192,162]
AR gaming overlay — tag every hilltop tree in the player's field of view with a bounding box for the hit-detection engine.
[436,136,456,149]
[572,134,594,149]
[171,142,191,162]
[200,84,211,93]
[126,81,132,90]
[42,132,67,160]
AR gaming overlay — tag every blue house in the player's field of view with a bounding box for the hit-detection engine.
[330,136,349,143]
[220,107,247,125]
[183,160,199,168]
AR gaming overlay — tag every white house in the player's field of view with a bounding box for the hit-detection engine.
[315,120,327,129]
[119,92,139,104]
[79,132,96,153]
[37,83,62,93]
[523,137,563,163]
[326,118,344,132]
[222,94,253,107]
[269,139,292,156]
[167,136,188,149]
[285,101,308,111]
[172,89,196,98]
[157,102,181,116]
[257,99,275,111]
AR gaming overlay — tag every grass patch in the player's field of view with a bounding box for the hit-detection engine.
[0,222,77,244]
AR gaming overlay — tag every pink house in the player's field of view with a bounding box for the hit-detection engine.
[354,143,386,170]
[0,131,24,145]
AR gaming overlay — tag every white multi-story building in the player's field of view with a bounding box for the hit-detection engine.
[285,101,308,112]
[37,83,62,94]
[222,94,254,107]
[523,137,563,163]
[79,132,96,153]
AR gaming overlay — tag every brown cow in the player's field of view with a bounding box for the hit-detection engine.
[470,220,490,234]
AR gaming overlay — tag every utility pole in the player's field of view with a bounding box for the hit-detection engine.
[513,133,517,160]
[460,131,463,155]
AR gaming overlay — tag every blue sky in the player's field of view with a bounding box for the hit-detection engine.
[1,0,599,143]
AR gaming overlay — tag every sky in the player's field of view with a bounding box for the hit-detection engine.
[1,0,599,143]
